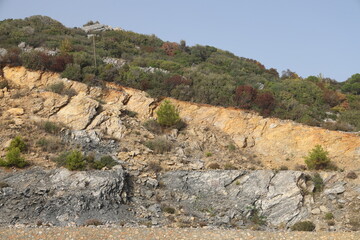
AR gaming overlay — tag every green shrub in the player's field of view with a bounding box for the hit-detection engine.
[205,152,213,157]
[291,221,315,231]
[65,150,86,171]
[0,147,29,168]
[224,163,237,170]
[304,145,331,170]
[144,137,172,154]
[40,121,61,134]
[312,173,324,193]
[162,206,176,214]
[0,80,9,89]
[91,155,117,170]
[54,151,118,171]
[47,82,65,94]
[156,100,180,127]
[36,137,62,152]
[61,63,82,81]
[226,143,236,151]
[8,136,27,152]
[324,212,334,220]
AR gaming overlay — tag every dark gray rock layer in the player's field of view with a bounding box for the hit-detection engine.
[0,166,130,226]
[0,168,309,227]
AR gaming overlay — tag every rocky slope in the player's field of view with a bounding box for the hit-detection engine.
[1,66,360,230]
[2,66,360,170]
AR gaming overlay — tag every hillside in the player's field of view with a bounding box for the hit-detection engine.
[1,15,360,232]
[0,15,359,131]
[0,66,360,231]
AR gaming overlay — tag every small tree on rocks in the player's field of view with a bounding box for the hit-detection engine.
[304,145,331,170]
[156,100,180,127]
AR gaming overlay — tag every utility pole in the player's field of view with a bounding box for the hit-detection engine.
[93,35,97,68]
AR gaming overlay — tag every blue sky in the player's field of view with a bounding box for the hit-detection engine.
[0,0,359,82]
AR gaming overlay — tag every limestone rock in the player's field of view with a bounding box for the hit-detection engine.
[320,205,329,213]
[6,108,24,115]
[86,104,125,140]
[311,208,321,214]
[37,92,69,117]
[52,92,99,130]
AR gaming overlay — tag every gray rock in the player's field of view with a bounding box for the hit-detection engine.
[260,171,305,226]
[0,48,8,58]
[18,42,26,48]
[324,182,346,195]
[0,167,130,226]
[81,23,114,33]
[215,215,230,225]
[159,170,308,227]
[148,204,161,214]
[146,178,158,188]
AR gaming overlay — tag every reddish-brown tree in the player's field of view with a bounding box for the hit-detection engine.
[255,92,276,116]
[164,75,191,89]
[234,85,257,109]
[161,42,180,56]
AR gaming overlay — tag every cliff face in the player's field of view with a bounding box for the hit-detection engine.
[171,100,360,170]
[2,66,360,230]
[3,66,360,170]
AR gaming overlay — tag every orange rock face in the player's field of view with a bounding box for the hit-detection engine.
[4,66,360,170]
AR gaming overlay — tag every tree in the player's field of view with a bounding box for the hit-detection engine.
[342,73,360,95]
[304,145,331,170]
[60,38,73,54]
[156,100,180,127]
[61,63,82,81]
[281,69,299,80]
[161,42,179,56]
[234,85,257,109]
[255,92,275,116]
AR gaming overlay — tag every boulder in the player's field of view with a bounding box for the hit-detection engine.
[86,104,125,140]
[52,92,99,130]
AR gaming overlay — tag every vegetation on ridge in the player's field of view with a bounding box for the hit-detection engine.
[0,15,359,131]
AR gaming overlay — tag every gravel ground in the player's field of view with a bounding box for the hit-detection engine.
[1,227,360,240]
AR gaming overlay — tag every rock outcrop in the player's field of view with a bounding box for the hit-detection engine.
[3,168,358,230]
[159,170,308,227]
[0,167,129,226]
[51,92,99,130]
